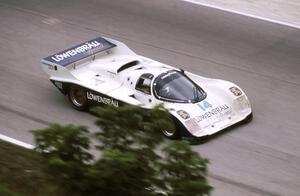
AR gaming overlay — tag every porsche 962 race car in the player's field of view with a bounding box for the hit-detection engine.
[41,37,252,139]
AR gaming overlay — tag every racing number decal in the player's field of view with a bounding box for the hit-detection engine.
[198,100,213,111]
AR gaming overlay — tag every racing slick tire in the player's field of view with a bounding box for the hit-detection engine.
[68,85,88,111]
[162,128,180,139]
[161,118,184,139]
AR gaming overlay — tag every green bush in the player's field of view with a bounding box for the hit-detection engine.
[0,141,66,196]
[32,105,212,196]
[0,184,16,196]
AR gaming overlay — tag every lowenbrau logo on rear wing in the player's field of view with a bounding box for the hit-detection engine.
[43,37,116,67]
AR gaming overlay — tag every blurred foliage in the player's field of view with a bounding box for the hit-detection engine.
[93,104,174,151]
[31,104,212,195]
[88,105,174,196]
[160,141,212,195]
[0,184,16,196]
[0,141,67,196]
[32,124,92,163]
[32,124,93,191]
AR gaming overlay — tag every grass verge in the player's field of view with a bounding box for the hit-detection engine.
[0,140,66,196]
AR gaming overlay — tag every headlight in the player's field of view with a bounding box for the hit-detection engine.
[235,95,250,109]
[229,86,242,96]
[177,110,190,120]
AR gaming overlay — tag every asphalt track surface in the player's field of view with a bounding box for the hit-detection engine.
[0,0,299,195]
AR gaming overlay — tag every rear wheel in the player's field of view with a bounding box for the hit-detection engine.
[68,85,88,111]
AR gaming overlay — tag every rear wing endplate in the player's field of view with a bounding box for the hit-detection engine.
[42,37,116,67]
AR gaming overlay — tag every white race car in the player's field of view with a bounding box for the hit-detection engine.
[41,37,252,140]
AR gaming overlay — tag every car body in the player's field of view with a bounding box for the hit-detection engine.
[41,37,252,139]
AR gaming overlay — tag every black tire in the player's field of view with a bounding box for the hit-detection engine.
[68,85,88,111]
[161,117,184,139]
[162,127,180,139]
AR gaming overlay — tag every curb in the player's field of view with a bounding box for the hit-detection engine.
[0,134,34,149]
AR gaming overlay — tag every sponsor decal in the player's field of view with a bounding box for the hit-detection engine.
[161,71,177,80]
[197,100,213,111]
[196,104,230,122]
[51,41,102,63]
[43,37,116,67]
[229,86,242,96]
[177,110,190,120]
[87,91,119,107]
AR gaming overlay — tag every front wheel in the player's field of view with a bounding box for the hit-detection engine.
[68,85,88,111]
[161,118,183,139]
[162,128,180,139]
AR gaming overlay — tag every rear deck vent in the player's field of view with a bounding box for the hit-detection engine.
[117,60,139,73]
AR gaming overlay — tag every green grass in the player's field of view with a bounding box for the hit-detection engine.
[0,140,66,196]
[0,184,16,196]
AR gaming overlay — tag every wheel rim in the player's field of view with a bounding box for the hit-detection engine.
[70,88,86,107]
[162,129,175,137]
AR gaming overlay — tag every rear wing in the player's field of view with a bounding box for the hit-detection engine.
[42,37,116,67]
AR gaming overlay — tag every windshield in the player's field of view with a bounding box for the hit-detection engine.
[153,70,206,103]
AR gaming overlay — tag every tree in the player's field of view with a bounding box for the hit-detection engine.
[93,104,173,151]
[160,141,212,195]
[32,124,93,192]
[32,105,212,196]
[91,105,173,195]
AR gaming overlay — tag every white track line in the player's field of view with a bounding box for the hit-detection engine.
[182,0,300,29]
[0,134,34,149]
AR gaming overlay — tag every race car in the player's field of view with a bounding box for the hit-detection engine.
[41,36,252,140]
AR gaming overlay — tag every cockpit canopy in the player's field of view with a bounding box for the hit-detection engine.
[153,70,206,103]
